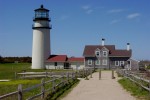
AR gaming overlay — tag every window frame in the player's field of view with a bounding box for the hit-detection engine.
[95,50,100,57]
[102,59,107,65]
[115,61,120,66]
[120,61,124,66]
[103,51,108,57]
[95,60,100,65]
[88,59,92,65]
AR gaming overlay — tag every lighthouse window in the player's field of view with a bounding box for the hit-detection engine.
[35,11,48,18]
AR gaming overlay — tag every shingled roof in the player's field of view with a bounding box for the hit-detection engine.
[83,45,132,57]
[47,55,67,62]
[68,57,84,62]
[47,55,84,62]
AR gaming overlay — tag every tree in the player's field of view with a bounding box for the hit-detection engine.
[0,55,4,63]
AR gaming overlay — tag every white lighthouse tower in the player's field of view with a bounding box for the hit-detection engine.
[32,5,51,69]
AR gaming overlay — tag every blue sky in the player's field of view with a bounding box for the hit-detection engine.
[0,0,150,60]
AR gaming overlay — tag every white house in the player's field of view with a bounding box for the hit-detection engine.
[45,55,84,70]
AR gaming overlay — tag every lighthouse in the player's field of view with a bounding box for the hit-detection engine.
[32,5,51,69]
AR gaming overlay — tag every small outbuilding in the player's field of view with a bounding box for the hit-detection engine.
[125,58,139,70]
[45,55,69,69]
[45,55,85,70]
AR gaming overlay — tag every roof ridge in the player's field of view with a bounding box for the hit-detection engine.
[85,45,115,46]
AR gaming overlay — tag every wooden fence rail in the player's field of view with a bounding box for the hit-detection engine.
[117,69,150,94]
[0,69,93,100]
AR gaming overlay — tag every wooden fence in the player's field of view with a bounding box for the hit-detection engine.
[117,69,150,94]
[0,69,93,100]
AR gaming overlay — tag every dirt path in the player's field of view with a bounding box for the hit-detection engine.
[62,71,136,100]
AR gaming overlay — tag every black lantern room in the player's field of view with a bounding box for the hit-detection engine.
[33,5,50,21]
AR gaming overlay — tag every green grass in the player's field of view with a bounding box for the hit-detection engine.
[46,79,80,100]
[0,63,76,99]
[0,77,73,99]
[0,63,74,79]
[57,79,80,100]
[0,63,31,79]
[118,78,150,100]
[0,79,41,99]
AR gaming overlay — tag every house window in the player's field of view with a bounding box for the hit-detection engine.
[103,51,108,57]
[88,60,92,65]
[115,61,119,66]
[95,51,100,57]
[120,61,124,66]
[127,61,130,64]
[95,60,100,65]
[54,62,57,66]
[102,59,107,65]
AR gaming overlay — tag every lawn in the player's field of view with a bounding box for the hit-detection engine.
[0,79,41,99]
[0,63,74,79]
[0,63,77,99]
[0,63,31,79]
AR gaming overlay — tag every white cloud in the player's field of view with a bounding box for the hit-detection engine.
[108,9,124,13]
[82,5,91,10]
[110,19,120,24]
[82,5,93,14]
[127,13,140,19]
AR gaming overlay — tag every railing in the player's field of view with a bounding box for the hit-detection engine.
[0,69,93,100]
[117,69,150,93]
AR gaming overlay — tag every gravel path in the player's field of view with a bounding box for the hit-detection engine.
[62,71,136,100]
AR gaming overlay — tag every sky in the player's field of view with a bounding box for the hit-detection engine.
[0,0,150,60]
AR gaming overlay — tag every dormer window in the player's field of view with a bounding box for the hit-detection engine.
[103,51,108,57]
[95,49,100,57]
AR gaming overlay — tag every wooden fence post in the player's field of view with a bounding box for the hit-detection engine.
[52,76,55,93]
[41,78,45,99]
[73,72,75,80]
[61,73,64,86]
[99,69,101,80]
[67,72,69,83]
[84,69,86,78]
[72,72,73,80]
[74,72,76,79]
[112,70,115,79]
[22,70,25,79]
[18,84,23,100]
[50,71,51,77]
[83,69,85,78]
[45,71,47,78]
[78,70,80,78]
[149,80,150,96]
[90,69,92,78]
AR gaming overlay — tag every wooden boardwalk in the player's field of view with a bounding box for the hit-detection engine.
[62,71,136,100]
